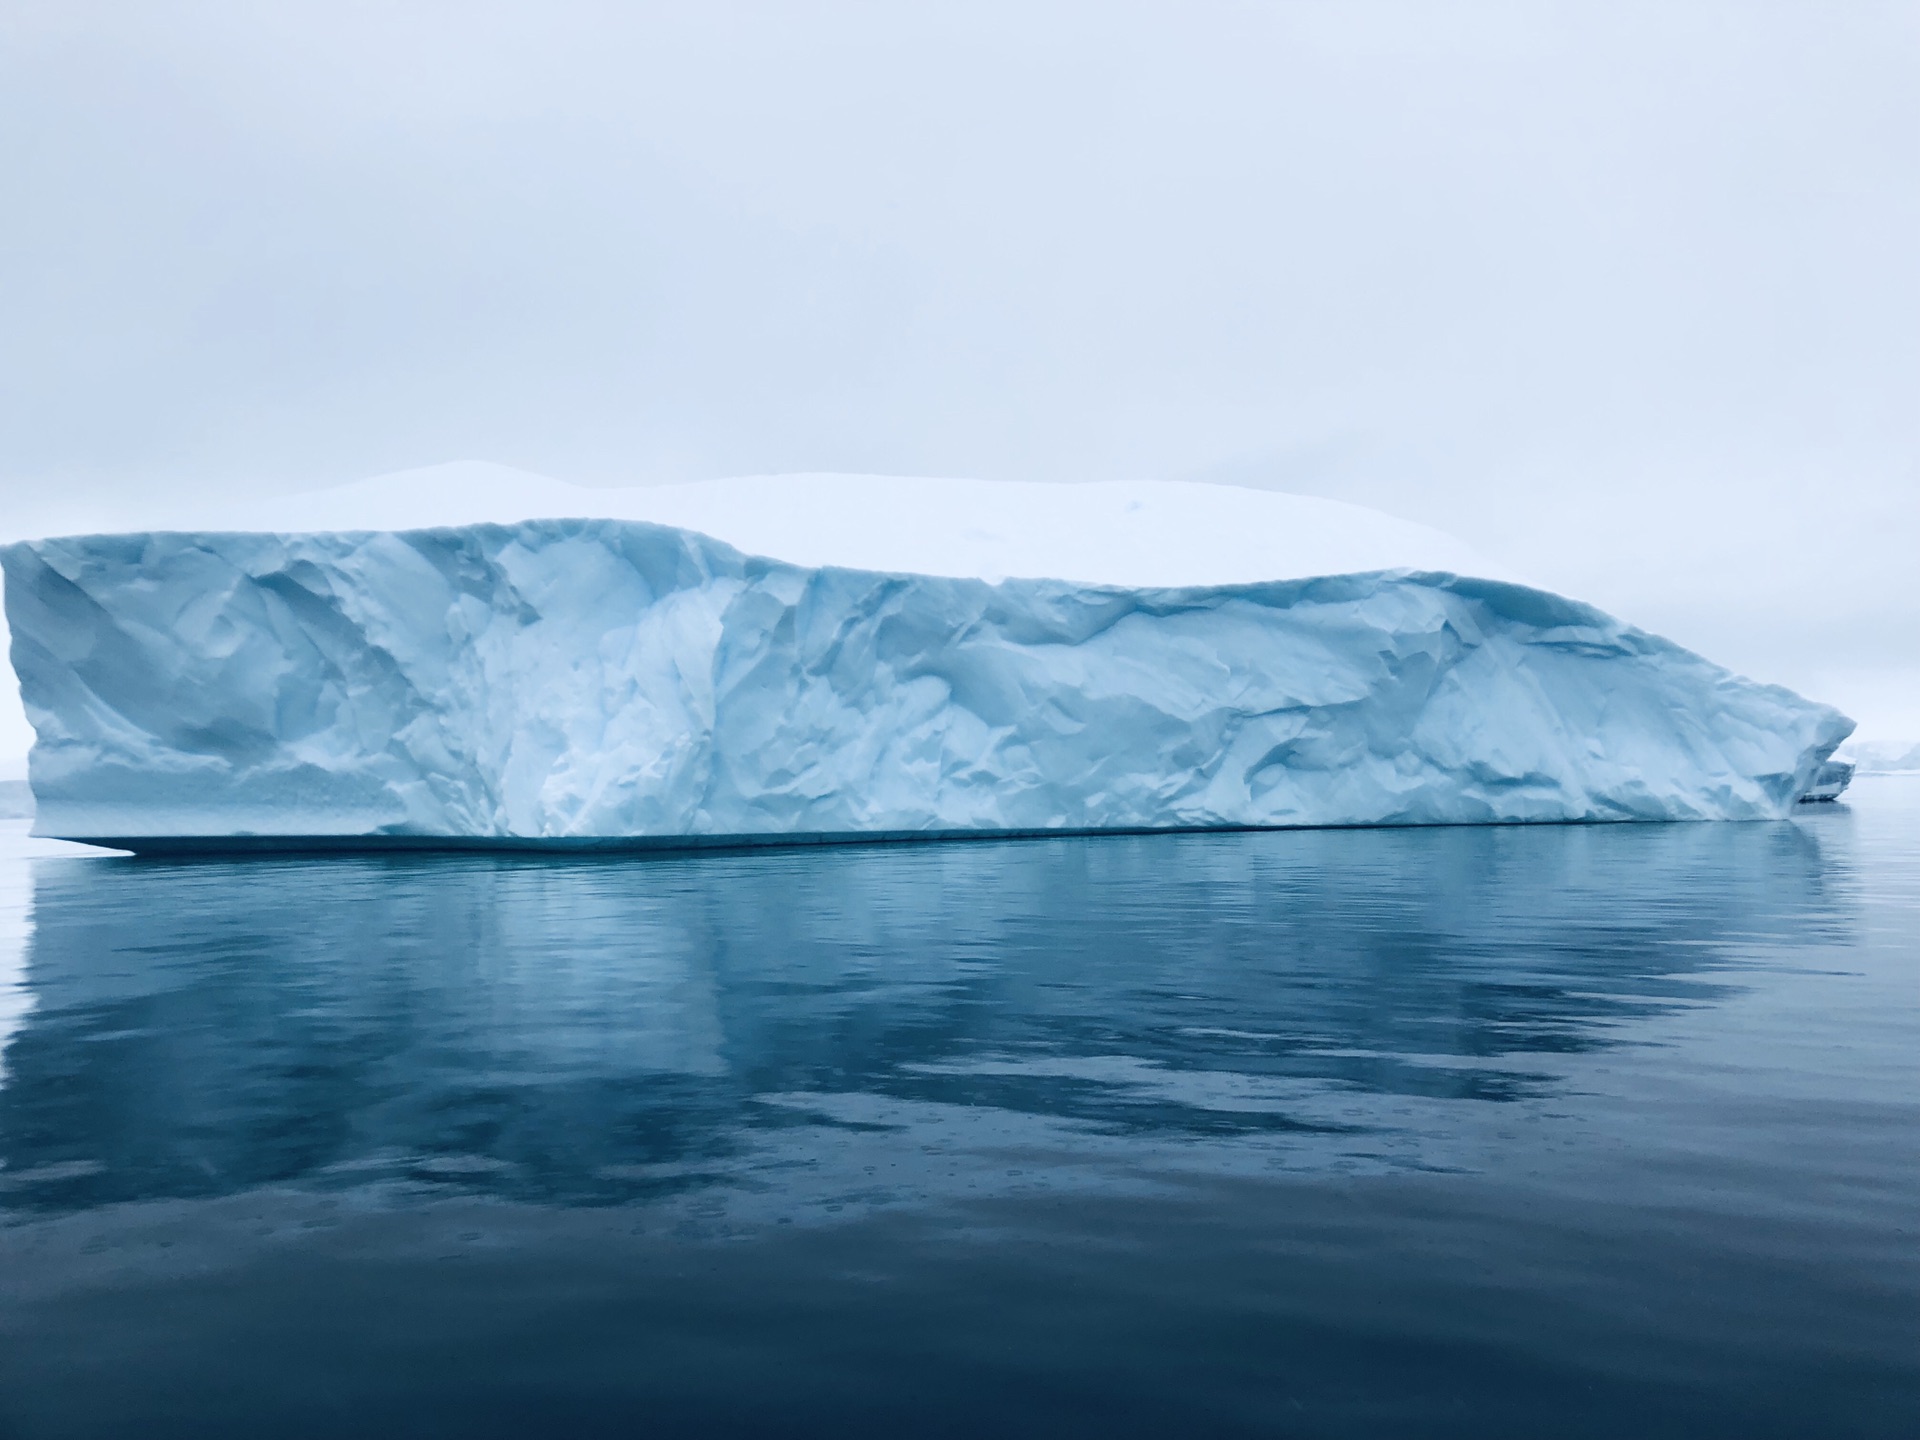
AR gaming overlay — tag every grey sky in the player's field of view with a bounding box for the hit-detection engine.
[2,0,1917,761]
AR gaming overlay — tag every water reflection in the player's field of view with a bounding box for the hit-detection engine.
[0,817,1849,1217]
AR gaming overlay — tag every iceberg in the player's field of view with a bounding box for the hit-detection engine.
[1796,759,1855,802]
[0,470,1854,852]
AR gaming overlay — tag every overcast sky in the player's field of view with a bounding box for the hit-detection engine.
[2,0,1917,764]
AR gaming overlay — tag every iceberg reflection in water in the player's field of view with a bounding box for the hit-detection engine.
[0,794,1915,1438]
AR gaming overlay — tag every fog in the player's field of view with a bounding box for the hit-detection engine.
[3,0,1916,766]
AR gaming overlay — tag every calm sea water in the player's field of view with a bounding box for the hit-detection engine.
[0,785,1916,1438]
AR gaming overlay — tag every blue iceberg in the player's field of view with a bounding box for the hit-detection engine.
[0,480,1852,851]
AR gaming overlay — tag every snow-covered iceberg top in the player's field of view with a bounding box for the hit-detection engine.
[220,464,1517,590]
[0,470,1851,850]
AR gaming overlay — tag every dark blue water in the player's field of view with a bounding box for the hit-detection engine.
[0,785,1916,1438]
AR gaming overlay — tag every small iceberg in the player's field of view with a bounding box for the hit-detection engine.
[1797,759,1855,803]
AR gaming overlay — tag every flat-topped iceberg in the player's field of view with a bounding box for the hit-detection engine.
[0,471,1853,850]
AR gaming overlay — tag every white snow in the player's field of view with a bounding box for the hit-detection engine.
[223,463,1517,590]
[2,495,1852,845]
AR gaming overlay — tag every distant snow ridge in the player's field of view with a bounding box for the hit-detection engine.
[0,473,1853,848]
[1842,740,1920,774]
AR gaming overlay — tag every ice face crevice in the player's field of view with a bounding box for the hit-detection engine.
[2,517,1851,842]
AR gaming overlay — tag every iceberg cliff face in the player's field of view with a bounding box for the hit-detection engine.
[2,515,1851,847]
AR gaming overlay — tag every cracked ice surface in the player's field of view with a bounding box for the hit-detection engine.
[0,487,1851,842]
